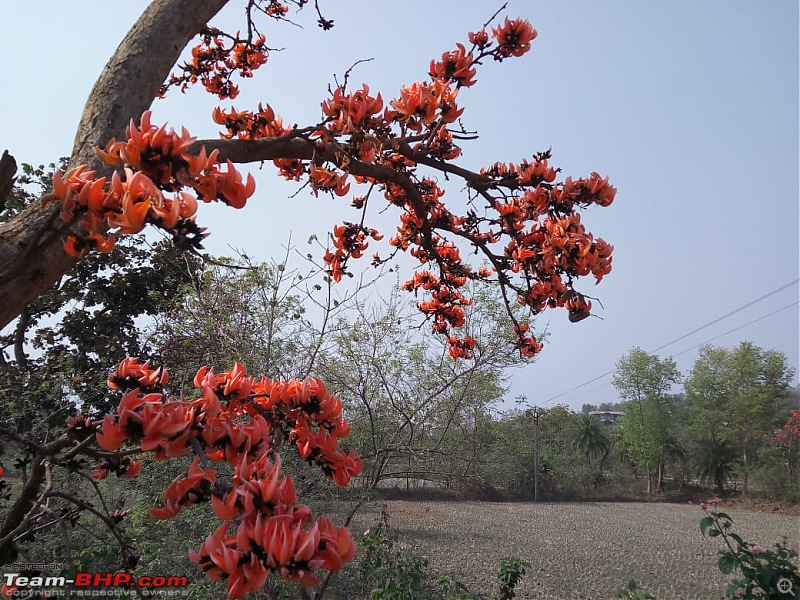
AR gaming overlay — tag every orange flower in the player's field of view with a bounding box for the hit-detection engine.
[124,458,142,478]
[565,293,592,323]
[316,517,356,571]
[216,160,256,208]
[447,335,476,359]
[492,18,537,58]
[189,523,243,580]
[91,465,110,481]
[468,28,490,47]
[322,85,384,134]
[430,43,477,87]
[96,414,128,451]
[518,334,544,357]
[309,165,350,197]
[150,458,215,519]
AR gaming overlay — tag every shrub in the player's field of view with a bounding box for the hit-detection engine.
[700,498,799,599]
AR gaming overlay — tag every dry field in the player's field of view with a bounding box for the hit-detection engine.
[346,500,799,600]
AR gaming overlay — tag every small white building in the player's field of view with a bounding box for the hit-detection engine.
[589,410,625,425]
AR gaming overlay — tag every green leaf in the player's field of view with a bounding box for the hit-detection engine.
[700,516,715,537]
[715,512,731,521]
[754,568,776,589]
[717,553,739,575]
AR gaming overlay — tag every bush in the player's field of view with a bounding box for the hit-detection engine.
[700,498,800,599]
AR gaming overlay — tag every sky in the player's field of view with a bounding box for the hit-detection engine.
[0,1,797,412]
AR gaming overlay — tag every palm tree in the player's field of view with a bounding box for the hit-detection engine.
[570,413,610,466]
[691,437,738,495]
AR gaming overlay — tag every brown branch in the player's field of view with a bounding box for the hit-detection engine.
[0,423,48,455]
[12,306,30,371]
[0,427,86,564]
[0,150,16,213]
[191,135,430,220]
[393,140,497,190]
[46,491,141,579]
[0,458,49,563]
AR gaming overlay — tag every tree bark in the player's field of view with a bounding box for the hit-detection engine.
[0,150,16,212]
[0,0,229,329]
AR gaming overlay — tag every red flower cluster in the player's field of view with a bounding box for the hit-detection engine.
[429,43,477,88]
[446,335,476,359]
[323,222,383,282]
[787,409,800,438]
[161,30,271,99]
[775,409,800,444]
[94,358,361,598]
[492,18,538,59]
[389,80,464,133]
[43,112,255,257]
[212,104,287,140]
[309,165,350,197]
[321,84,385,135]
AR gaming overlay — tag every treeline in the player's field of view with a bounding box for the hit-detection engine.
[368,346,798,503]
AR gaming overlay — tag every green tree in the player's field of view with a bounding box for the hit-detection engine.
[691,437,738,494]
[570,413,610,466]
[152,250,318,387]
[612,348,681,495]
[582,402,624,414]
[318,283,533,491]
[684,342,794,495]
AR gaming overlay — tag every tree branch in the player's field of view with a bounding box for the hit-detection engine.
[0,458,49,563]
[0,0,230,330]
[0,150,16,213]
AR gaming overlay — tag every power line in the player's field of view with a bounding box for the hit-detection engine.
[538,279,800,406]
[650,279,799,353]
[555,301,800,406]
[672,300,799,358]
[540,367,616,406]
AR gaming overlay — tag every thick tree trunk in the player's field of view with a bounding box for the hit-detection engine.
[0,0,229,329]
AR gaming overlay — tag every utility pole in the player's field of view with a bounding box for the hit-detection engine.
[530,406,541,502]
[518,397,542,503]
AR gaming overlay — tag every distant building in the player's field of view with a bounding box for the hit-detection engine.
[589,410,625,425]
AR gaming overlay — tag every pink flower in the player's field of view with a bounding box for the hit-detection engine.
[751,544,764,554]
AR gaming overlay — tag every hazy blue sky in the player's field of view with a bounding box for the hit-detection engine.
[1,1,797,411]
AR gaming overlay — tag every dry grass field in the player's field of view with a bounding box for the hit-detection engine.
[344,500,799,600]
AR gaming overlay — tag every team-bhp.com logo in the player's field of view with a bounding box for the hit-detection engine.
[2,572,188,597]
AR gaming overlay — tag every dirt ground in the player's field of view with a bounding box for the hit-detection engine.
[343,500,800,600]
